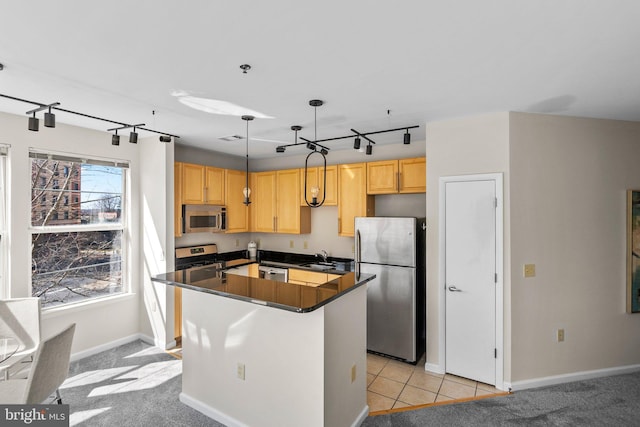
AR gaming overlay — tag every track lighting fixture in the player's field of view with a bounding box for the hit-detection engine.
[404,130,411,145]
[3,93,179,143]
[366,143,372,155]
[276,146,286,153]
[242,115,254,206]
[306,142,316,151]
[112,130,120,146]
[44,107,55,128]
[28,112,39,131]
[129,127,138,144]
[353,137,361,150]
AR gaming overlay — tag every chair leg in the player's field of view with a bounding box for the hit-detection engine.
[55,389,62,404]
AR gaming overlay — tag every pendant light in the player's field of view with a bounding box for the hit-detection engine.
[242,115,254,205]
[304,100,327,207]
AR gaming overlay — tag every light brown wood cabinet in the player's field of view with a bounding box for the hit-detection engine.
[366,157,426,194]
[174,162,183,237]
[252,169,311,234]
[338,163,374,237]
[225,169,250,233]
[300,165,338,206]
[289,269,341,306]
[181,163,225,204]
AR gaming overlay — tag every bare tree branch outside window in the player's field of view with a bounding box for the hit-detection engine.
[30,158,125,307]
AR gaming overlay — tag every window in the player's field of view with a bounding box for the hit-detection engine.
[30,151,128,308]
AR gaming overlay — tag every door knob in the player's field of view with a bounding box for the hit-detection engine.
[448,286,463,292]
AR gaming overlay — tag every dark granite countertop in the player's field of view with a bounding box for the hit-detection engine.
[152,268,374,313]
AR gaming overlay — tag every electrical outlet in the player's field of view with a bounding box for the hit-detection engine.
[524,264,536,278]
[237,362,245,380]
[557,329,565,342]
[289,240,294,248]
[304,241,308,249]
[351,364,356,383]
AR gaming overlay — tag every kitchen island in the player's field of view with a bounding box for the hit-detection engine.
[153,267,375,427]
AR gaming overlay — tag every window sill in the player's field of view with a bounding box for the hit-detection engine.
[41,292,137,319]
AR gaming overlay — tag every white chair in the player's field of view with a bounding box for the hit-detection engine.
[0,297,41,378]
[0,323,75,404]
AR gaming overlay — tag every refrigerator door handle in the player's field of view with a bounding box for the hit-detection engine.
[448,285,463,292]
[356,229,361,279]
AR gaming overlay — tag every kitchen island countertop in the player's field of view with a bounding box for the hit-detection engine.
[152,268,374,313]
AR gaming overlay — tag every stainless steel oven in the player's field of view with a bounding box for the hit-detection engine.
[183,204,226,233]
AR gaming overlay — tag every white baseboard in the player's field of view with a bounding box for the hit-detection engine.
[180,392,247,427]
[70,333,175,362]
[507,363,640,391]
[424,362,445,375]
[352,405,369,427]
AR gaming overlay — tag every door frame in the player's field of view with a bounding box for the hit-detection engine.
[438,173,504,389]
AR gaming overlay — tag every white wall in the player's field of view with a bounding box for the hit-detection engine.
[0,111,142,354]
[425,112,511,378]
[509,112,640,382]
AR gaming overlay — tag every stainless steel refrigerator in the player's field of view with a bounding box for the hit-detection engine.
[355,216,426,363]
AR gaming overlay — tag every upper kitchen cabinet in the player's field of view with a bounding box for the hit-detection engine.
[252,169,311,234]
[225,169,250,233]
[338,163,374,236]
[300,165,337,206]
[181,163,225,204]
[174,162,183,237]
[367,157,426,194]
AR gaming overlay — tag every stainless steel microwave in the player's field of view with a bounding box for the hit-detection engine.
[183,205,226,233]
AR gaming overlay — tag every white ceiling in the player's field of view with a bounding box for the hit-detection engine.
[1,1,639,159]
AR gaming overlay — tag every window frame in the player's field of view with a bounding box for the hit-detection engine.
[28,150,130,309]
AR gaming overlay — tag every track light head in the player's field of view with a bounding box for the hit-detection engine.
[28,114,39,131]
[276,146,286,153]
[112,132,120,146]
[320,148,328,155]
[159,135,171,143]
[366,143,373,155]
[306,142,316,151]
[44,108,55,128]
[129,129,138,144]
[353,137,361,150]
[403,130,411,145]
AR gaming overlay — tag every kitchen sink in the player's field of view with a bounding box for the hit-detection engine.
[301,263,335,271]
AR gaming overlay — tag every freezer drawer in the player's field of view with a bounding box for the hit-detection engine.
[362,263,417,362]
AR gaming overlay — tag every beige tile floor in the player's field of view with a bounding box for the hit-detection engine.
[367,353,502,413]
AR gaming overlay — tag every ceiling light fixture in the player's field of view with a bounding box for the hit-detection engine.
[108,123,145,146]
[28,112,39,132]
[366,143,373,155]
[404,129,411,145]
[129,127,138,144]
[4,93,179,142]
[242,115,254,206]
[26,101,60,132]
[353,137,361,150]
[112,130,120,146]
[303,100,327,208]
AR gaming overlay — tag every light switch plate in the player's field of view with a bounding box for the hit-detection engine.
[524,264,536,278]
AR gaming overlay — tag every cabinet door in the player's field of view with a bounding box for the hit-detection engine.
[225,169,250,233]
[248,263,260,278]
[277,169,306,233]
[174,162,183,237]
[182,163,205,204]
[253,171,277,232]
[204,166,225,204]
[399,157,426,193]
[338,163,374,237]
[367,160,399,194]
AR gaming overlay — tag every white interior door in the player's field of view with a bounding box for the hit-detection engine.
[444,179,496,385]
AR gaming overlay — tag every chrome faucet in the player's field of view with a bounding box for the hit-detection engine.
[316,250,328,263]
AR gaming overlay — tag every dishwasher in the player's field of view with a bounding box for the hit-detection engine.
[258,265,288,282]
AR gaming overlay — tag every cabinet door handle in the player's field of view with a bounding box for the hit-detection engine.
[204,187,208,202]
[396,172,399,192]
[273,216,277,232]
